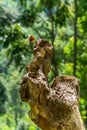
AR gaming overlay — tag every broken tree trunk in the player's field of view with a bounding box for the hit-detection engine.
[20,38,85,130]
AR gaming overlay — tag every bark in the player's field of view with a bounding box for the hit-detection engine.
[20,38,85,130]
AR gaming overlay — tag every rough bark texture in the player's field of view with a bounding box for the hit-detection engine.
[20,38,85,130]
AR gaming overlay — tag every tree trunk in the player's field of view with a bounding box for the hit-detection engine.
[20,38,85,130]
[73,0,78,76]
[49,8,58,76]
[14,109,18,130]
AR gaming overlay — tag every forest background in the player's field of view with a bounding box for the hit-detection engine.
[0,0,87,130]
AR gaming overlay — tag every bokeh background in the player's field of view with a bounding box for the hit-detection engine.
[0,0,87,130]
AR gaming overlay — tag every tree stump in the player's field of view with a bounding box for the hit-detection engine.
[20,38,85,130]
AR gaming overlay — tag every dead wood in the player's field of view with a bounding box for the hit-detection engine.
[20,38,85,130]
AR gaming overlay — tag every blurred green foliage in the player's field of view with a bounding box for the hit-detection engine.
[0,0,87,129]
